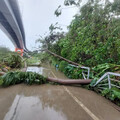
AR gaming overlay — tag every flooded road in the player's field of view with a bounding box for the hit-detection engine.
[0,64,120,120]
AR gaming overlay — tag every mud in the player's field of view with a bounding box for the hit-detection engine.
[0,64,120,120]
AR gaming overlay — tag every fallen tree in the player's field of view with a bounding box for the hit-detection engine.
[47,77,91,85]
[1,72,91,87]
[46,49,82,66]
[36,48,84,67]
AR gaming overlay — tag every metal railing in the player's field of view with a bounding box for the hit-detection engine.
[69,64,90,79]
[94,72,120,89]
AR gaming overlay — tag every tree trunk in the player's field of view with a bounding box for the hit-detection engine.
[47,77,91,84]
[46,49,84,67]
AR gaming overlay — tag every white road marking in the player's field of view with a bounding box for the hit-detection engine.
[50,71,57,78]
[64,86,100,120]
[50,70,100,120]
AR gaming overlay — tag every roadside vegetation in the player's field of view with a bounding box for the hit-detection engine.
[0,46,24,77]
[1,72,47,87]
[0,0,120,106]
[35,0,120,106]
[26,57,41,66]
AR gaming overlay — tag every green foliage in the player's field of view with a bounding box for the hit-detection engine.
[36,0,120,106]
[0,46,10,53]
[38,53,51,63]
[101,88,120,105]
[64,65,83,79]
[6,54,22,68]
[54,5,62,17]
[49,23,63,33]
[89,77,98,87]
[52,0,120,67]
[92,63,120,77]
[54,0,81,17]
[0,76,3,86]
[0,46,11,63]
[2,72,47,87]
[27,57,40,66]
[59,61,68,72]
[64,0,77,6]
[90,76,120,106]
[0,47,23,70]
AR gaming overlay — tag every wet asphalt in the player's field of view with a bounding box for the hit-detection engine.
[0,65,120,120]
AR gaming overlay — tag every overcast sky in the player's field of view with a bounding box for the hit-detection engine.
[0,0,78,51]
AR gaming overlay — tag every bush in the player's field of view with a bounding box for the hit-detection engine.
[2,72,47,87]
[0,76,3,86]
[64,65,83,79]
[6,54,22,68]
[101,88,120,106]
[59,61,68,72]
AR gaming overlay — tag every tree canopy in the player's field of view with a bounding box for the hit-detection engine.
[47,0,120,66]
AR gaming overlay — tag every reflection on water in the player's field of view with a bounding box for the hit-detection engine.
[27,66,67,79]
[4,95,67,120]
[3,66,69,120]
[1,65,120,120]
[27,67,44,74]
[27,67,50,77]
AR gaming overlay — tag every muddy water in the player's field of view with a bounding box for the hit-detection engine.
[0,64,120,120]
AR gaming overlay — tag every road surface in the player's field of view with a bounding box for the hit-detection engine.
[0,64,120,120]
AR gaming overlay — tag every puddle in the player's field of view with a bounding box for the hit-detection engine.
[3,66,68,120]
[27,65,67,79]
[27,66,50,77]
[0,65,120,120]
[1,84,120,120]
[4,95,67,120]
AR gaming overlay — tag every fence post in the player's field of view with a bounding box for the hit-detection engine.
[108,74,111,89]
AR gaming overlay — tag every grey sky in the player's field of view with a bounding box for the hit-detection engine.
[0,0,78,51]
